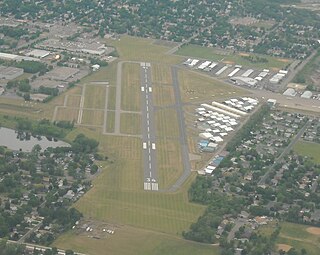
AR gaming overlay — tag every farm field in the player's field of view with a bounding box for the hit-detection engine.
[176,44,292,70]
[53,226,219,255]
[178,69,248,103]
[121,63,141,112]
[293,140,320,163]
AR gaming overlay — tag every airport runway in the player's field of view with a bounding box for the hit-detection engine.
[140,62,159,191]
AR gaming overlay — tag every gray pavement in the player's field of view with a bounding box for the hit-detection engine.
[140,62,159,191]
[167,66,192,192]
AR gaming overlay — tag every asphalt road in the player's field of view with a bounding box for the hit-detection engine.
[140,62,159,191]
[167,66,192,192]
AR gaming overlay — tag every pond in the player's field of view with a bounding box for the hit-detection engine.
[0,127,70,152]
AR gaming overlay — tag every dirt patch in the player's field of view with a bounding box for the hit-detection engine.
[222,61,235,65]
[277,244,292,252]
[306,227,320,235]
[239,53,250,57]
[277,58,291,63]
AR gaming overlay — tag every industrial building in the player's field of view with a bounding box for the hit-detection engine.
[0,65,24,80]
[301,90,312,99]
[0,52,39,62]
[283,88,297,97]
[26,49,51,59]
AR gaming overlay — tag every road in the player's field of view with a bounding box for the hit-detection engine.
[167,66,192,192]
[4,239,87,255]
[258,120,310,186]
[140,62,159,191]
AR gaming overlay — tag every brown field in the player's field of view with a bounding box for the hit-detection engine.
[81,109,105,126]
[277,244,292,252]
[157,138,183,188]
[151,64,173,85]
[84,85,106,109]
[107,86,116,110]
[121,63,141,112]
[155,109,180,138]
[120,113,141,135]
[306,227,320,235]
[178,69,248,103]
[56,107,79,122]
[106,111,115,133]
[153,86,175,107]
[66,95,81,108]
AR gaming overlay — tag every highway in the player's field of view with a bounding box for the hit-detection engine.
[140,62,159,191]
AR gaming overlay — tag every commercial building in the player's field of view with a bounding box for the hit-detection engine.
[26,49,51,59]
[0,65,24,80]
[301,90,312,99]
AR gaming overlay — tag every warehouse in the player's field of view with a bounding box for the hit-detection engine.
[26,49,51,59]
[0,65,24,80]
[283,88,297,97]
[301,90,312,99]
[0,52,39,62]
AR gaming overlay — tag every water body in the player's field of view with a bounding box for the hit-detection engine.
[0,127,70,152]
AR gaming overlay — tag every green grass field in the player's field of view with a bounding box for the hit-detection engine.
[66,95,81,108]
[56,107,79,122]
[153,86,175,107]
[106,36,183,64]
[84,85,106,109]
[294,140,320,163]
[106,111,115,133]
[121,63,141,112]
[157,138,183,189]
[178,69,248,103]
[81,109,104,126]
[259,222,320,255]
[107,86,116,110]
[155,108,180,138]
[151,63,173,85]
[120,113,141,135]
[53,226,219,255]
[176,44,292,70]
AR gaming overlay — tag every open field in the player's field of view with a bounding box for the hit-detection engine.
[157,138,183,189]
[56,107,79,122]
[155,109,180,138]
[176,44,292,70]
[106,36,182,64]
[120,113,141,135]
[151,63,173,85]
[53,226,219,255]
[153,86,175,107]
[121,63,141,112]
[178,69,248,103]
[260,222,320,255]
[66,95,81,108]
[106,111,115,133]
[62,127,206,236]
[294,140,320,163]
[84,85,106,109]
[81,109,104,126]
[107,86,116,110]
[0,97,54,121]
